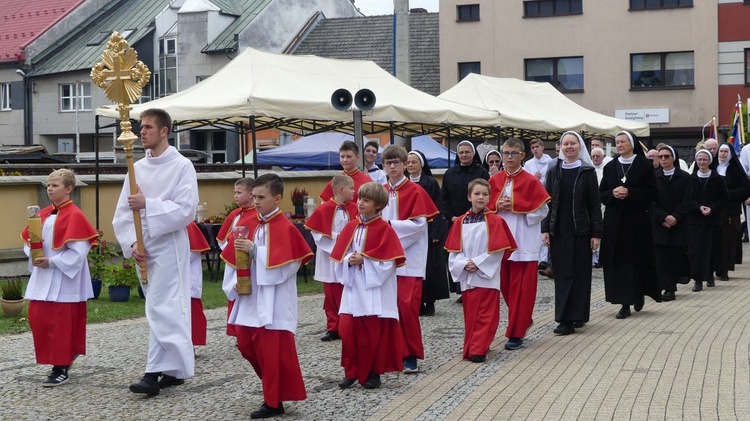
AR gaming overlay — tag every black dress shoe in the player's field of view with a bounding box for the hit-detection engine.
[338,377,357,389]
[469,354,487,363]
[363,373,381,389]
[251,402,285,419]
[692,282,703,292]
[616,305,631,319]
[130,375,160,396]
[158,374,184,389]
[553,323,575,335]
[321,331,340,342]
[572,321,585,328]
[423,302,435,316]
[455,296,463,304]
[661,291,675,302]
[720,275,729,282]
[633,296,644,312]
[707,280,715,287]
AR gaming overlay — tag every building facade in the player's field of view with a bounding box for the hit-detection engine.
[439,0,720,148]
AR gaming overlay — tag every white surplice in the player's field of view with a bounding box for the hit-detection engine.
[24,214,94,302]
[381,178,428,278]
[312,207,352,283]
[497,180,548,262]
[112,146,198,379]
[448,221,503,291]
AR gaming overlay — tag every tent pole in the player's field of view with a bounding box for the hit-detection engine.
[95,115,100,231]
[389,123,394,144]
[238,121,246,178]
[353,110,365,170]
[447,127,452,165]
[251,116,258,179]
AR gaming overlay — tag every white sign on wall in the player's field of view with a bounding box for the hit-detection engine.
[615,108,670,124]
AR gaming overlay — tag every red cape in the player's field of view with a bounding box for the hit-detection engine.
[187,222,210,253]
[319,168,373,203]
[386,179,440,221]
[304,199,358,238]
[331,215,406,266]
[488,169,550,214]
[221,210,313,269]
[444,211,518,255]
[216,206,257,243]
[20,200,97,250]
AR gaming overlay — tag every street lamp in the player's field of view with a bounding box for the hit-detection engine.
[15,69,33,146]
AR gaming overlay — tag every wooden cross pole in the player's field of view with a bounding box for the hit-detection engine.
[91,32,152,283]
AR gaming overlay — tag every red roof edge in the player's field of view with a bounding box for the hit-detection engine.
[18,0,87,51]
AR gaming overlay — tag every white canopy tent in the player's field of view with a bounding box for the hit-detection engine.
[438,74,650,137]
[96,48,502,138]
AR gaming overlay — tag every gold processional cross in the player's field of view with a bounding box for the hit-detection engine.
[91,32,152,283]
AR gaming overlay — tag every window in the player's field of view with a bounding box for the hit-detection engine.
[524,0,582,17]
[137,84,152,104]
[193,130,226,163]
[87,31,111,46]
[631,52,694,89]
[457,4,480,22]
[59,82,91,111]
[525,56,584,91]
[746,49,750,85]
[0,83,10,110]
[458,62,481,81]
[158,38,177,97]
[629,0,692,10]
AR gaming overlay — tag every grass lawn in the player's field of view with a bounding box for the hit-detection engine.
[0,266,322,335]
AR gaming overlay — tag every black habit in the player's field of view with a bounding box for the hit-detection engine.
[715,149,750,275]
[652,166,691,292]
[543,163,602,324]
[413,171,450,303]
[599,154,661,305]
[686,171,728,282]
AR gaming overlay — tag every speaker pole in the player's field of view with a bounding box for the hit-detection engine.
[353,109,364,171]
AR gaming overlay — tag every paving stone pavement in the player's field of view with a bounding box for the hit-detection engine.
[1,246,749,420]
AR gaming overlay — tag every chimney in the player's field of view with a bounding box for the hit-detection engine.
[393,0,410,85]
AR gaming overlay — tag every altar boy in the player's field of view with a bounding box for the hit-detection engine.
[228,173,313,419]
[305,174,357,341]
[446,179,517,362]
[331,182,406,389]
[21,168,97,386]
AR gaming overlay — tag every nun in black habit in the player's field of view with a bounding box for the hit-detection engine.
[687,149,728,291]
[651,144,691,301]
[599,131,661,319]
[714,143,750,280]
[406,150,449,315]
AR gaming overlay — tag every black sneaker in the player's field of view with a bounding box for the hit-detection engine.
[158,374,185,389]
[504,338,523,350]
[42,368,69,387]
[130,375,160,396]
[469,354,487,363]
[320,331,340,342]
[338,377,357,389]
[250,402,284,419]
[363,373,381,389]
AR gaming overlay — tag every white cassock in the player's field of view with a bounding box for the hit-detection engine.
[113,146,198,379]
[497,180,548,262]
[334,225,399,319]
[190,251,202,299]
[524,154,553,185]
[368,165,387,185]
[312,208,352,284]
[24,214,94,302]
[227,210,302,334]
[448,221,503,292]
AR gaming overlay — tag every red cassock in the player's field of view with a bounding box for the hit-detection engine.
[187,222,209,346]
[319,168,373,204]
[22,200,97,366]
[217,206,257,337]
[235,211,312,408]
[488,169,550,340]
[305,199,358,333]
[332,215,406,383]
[446,212,517,359]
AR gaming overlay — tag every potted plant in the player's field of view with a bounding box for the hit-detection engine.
[1,278,26,317]
[102,259,139,302]
[88,231,118,299]
[291,187,308,217]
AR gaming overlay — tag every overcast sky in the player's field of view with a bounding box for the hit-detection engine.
[354,0,439,15]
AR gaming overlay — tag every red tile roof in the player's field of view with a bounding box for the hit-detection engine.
[0,0,84,63]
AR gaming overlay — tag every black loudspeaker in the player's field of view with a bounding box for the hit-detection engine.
[331,89,353,111]
[354,88,376,111]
